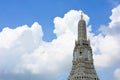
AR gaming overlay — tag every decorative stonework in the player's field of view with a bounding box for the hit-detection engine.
[68,13,99,80]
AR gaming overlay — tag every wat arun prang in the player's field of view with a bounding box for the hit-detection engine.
[68,13,99,80]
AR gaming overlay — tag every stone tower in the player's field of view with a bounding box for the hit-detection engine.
[68,13,99,80]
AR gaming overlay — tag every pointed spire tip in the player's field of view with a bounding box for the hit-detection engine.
[81,12,83,20]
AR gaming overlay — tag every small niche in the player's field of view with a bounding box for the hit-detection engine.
[80,52,82,55]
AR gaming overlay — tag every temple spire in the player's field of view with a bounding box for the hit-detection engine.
[68,12,100,80]
[81,12,83,20]
[78,12,87,42]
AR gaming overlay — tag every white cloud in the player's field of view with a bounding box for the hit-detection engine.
[0,22,43,73]
[54,10,89,37]
[0,10,90,80]
[93,4,120,68]
[13,10,90,75]
[0,4,120,80]
[109,4,120,28]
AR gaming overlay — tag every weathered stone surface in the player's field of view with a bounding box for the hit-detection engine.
[68,13,99,80]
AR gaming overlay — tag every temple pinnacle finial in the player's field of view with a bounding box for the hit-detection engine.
[81,12,83,20]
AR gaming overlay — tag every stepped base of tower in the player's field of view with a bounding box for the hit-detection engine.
[68,58,99,80]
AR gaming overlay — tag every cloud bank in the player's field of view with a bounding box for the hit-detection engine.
[0,5,120,80]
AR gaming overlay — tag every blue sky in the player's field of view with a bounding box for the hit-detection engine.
[0,0,118,41]
[0,0,120,80]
